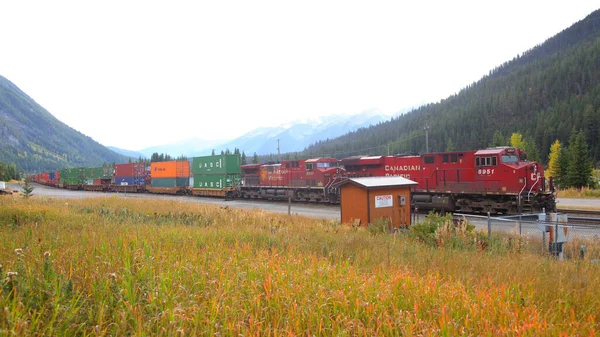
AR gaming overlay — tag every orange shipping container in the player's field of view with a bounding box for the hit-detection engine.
[150,161,190,178]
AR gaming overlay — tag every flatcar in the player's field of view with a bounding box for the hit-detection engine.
[340,147,554,214]
[28,146,556,214]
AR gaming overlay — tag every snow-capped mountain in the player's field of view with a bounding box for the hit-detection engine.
[121,110,390,158]
[208,109,389,156]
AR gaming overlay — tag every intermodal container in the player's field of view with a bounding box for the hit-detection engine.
[193,174,240,189]
[114,176,146,186]
[60,168,85,185]
[150,178,189,188]
[192,155,241,175]
[49,172,56,180]
[114,163,146,177]
[40,172,50,183]
[84,165,114,180]
[150,161,190,179]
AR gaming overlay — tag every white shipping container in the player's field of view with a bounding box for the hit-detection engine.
[0,181,6,189]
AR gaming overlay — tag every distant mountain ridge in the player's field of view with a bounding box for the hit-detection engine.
[0,75,128,172]
[132,110,390,157]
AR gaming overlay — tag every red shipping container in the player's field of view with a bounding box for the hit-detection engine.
[93,179,103,185]
[114,163,146,177]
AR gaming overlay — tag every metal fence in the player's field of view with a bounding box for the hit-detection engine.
[452,212,600,260]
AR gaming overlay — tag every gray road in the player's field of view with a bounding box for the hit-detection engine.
[7,183,341,220]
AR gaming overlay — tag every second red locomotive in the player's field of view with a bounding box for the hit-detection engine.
[340,147,554,214]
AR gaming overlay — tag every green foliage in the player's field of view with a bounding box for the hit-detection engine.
[410,212,479,249]
[367,218,391,235]
[0,160,20,181]
[0,76,128,173]
[491,130,507,147]
[566,129,594,189]
[445,138,455,152]
[150,152,175,162]
[20,177,34,198]
[299,11,600,166]
[554,145,570,188]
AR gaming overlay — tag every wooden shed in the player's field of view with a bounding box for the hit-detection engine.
[339,176,418,229]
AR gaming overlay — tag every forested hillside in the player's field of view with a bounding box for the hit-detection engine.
[0,76,128,173]
[303,9,600,166]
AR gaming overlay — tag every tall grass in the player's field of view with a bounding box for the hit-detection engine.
[1,196,599,335]
[557,187,600,199]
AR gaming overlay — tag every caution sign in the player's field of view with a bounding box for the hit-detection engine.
[375,195,393,208]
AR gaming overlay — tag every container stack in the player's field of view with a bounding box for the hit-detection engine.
[60,168,85,185]
[192,154,241,191]
[114,163,147,186]
[83,163,114,185]
[150,160,190,188]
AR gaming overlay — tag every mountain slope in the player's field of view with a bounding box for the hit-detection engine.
[303,9,600,164]
[129,110,388,158]
[0,75,128,172]
[209,110,388,156]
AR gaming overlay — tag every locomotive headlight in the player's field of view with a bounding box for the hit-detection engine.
[519,178,524,184]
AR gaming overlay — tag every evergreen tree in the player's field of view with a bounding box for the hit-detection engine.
[252,152,259,164]
[523,138,540,162]
[566,130,593,189]
[241,151,247,165]
[21,177,34,198]
[491,131,507,147]
[212,149,215,156]
[547,140,561,178]
[445,138,455,152]
[554,146,570,189]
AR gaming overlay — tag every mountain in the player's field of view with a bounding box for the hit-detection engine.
[136,137,228,158]
[107,146,146,159]
[123,110,389,158]
[302,9,600,164]
[0,75,128,173]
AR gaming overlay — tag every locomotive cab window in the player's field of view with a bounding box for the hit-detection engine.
[306,163,314,170]
[442,153,460,163]
[476,156,497,166]
[501,154,518,163]
[424,156,435,164]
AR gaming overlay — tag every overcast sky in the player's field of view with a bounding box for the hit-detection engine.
[1,1,598,151]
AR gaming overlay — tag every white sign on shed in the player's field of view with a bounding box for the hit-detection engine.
[375,195,393,208]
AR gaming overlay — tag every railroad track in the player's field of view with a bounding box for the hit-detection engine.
[555,209,600,226]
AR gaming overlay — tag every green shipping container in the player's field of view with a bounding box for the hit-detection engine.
[192,155,241,175]
[193,174,240,189]
[60,168,85,185]
[83,164,114,179]
[151,178,189,188]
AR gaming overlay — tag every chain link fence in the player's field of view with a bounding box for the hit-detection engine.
[451,213,600,261]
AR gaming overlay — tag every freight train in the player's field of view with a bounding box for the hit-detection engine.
[28,147,555,214]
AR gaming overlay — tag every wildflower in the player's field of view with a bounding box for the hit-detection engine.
[6,271,18,281]
[14,248,23,256]
[108,273,117,280]
[44,251,51,259]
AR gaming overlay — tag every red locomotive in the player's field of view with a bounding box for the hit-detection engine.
[340,147,554,214]
[27,147,555,214]
[240,157,344,203]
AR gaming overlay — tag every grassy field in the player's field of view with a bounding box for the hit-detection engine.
[1,196,599,336]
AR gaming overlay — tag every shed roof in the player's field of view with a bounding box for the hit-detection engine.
[340,176,418,189]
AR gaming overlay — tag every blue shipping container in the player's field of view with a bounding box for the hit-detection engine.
[49,172,56,180]
[114,176,146,186]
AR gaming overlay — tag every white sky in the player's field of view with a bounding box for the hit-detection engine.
[1,1,598,151]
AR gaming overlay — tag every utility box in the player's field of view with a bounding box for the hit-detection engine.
[339,177,418,229]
